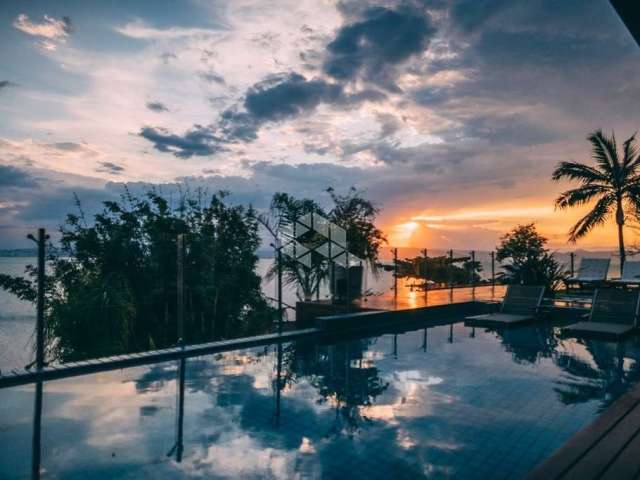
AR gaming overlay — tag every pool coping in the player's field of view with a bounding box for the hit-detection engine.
[0,300,493,389]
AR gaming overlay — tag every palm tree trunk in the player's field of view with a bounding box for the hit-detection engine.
[617,221,626,271]
[616,200,626,270]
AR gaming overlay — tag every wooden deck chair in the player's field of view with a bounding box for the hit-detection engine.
[465,285,545,327]
[562,288,640,338]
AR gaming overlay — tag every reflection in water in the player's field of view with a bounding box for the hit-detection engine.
[5,321,640,479]
[357,280,506,311]
[273,342,283,427]
[167,358,186,462]
[31,381,43,480]
[491,325,640,411]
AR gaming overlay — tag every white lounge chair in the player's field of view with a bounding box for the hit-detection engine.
[562,288,639,338]
[564,257,610,288]
[465,285,545,327]
[609,260,640,287]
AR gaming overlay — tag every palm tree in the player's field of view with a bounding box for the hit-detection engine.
[552,130,640,269]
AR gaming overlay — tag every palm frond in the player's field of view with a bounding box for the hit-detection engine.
[555,184,609,209]
[622,133,639,170]
[551,161,608,184]
[568,194,614,242]
[625,183,640,214]
[588,130,618,176]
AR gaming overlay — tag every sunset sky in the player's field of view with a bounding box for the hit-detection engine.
[1,0,639,250]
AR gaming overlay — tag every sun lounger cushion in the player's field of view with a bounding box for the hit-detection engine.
[562,288,639,338]
[562,321,634,337]
[465,285,544,326]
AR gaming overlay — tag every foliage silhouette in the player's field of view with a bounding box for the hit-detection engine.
[394,254,482,286]
[0,189,274,362]
[261,188,385,301]
[495,224,565,290]
[552,130,640,269]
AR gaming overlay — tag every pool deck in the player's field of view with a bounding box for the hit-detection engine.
[528,380,640,480]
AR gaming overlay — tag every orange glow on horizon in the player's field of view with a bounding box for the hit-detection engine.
[383,200,635,251]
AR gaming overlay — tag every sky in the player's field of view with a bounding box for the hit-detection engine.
[0,0,639,250]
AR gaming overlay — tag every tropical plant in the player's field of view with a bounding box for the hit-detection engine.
[0,189,274,362]
[496,224,565,290]
[261,189,386,301]
[260,192,328,301]
[326,187,386,270]
[552,130,640,269]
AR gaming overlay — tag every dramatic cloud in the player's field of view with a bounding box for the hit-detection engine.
[115,20,219,40]
[0,81,16,92]
[13,14,72,50]
[199,72,226,85]
[138,125,224,158]
[51,142,88,152]
[0,165,37,188]
[244,73,342,121]
[324,6,436,91]
[96,162,125,175]
[462,113,560,146]
[146,101,169,113]
[141,73,384,157]
[1,0,638,249]
[160,52,177,64]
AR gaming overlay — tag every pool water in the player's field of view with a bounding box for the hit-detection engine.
[2,320,639,479]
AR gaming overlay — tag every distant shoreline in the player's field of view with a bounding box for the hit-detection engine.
[0,248,278,259]
[0,247,619,258]
[0,249,39,258]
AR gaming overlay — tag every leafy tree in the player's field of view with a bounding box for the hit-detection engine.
[552,130,640,269]
[261,188,385,301]
[327,187,386,270]
[0,189,274,362]
[260,192,328,301]
[495,224,565,290]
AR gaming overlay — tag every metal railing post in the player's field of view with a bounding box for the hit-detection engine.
[277,247,283,334]
[346,252,350,312]
[470,250,476,287]
[32,227,46,480]
[393,248,398,300]
[36,228,45,369]
[177,234,185,345]
[422,248,428,301]
[421,248,428,280]
[448,249,454,287]
[491,251,496,285]
[570,252,575,278]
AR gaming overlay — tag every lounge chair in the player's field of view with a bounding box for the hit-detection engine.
[564,257,610,289]
[465,285,545,327]
[608,260,640,287]
[562,288,640,338]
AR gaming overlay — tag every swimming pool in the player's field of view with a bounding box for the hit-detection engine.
[2,320,639,479]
